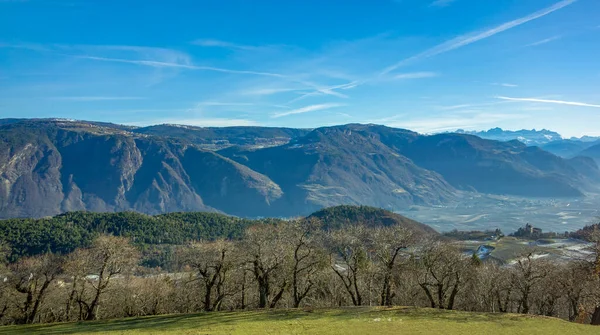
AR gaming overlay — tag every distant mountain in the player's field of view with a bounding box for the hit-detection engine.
[133,124,310,150]
[0,120,282,218]
[456,128,562,145]
[1,119,598,219]
[397,133,596,197]
[540,140,600,158]
[219,124,455,215]
[570,135,600,143]
[579,143,600,164]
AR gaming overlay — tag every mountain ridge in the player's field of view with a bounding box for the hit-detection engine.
[1,119,598,219]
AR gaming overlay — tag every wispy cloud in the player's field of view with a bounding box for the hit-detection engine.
[272,103,345,118]
[76,55,289,77]
[240,87,306,96]
[191,39,268,51]
[491,82,518,87]
[286,81,357,104]
[51,96,145,101]
[75,53,353,100]
[394,72,438,79]
[380,0,577,76]
[525,35,563,47]
[496,96,600,108]
[429,0,456,8]
[438,100,512,110]
[196,102,255,106]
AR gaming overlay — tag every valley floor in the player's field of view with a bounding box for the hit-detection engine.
[1,307,597,335]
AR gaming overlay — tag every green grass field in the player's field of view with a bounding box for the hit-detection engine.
[1,307,598,335]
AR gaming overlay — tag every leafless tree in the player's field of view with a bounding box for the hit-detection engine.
[327,225,370,306]
[65,235,139,321]
[243,224,290,308]
[9,254,63,324]
[413,241,468,310]
[284,219,327,308]
[177,240,236,311]
[367,225,414,306]
[510,252,549,314]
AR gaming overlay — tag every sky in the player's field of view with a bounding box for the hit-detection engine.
[0,0,599,137]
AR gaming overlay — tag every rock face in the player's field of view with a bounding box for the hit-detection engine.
[0,120,282,218]
[1,120,598,219]
[219,125,455,216]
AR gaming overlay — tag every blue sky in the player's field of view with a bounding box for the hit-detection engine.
[1,0,599,137]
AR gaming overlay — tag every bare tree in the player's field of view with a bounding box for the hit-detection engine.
[511,252,548,314]
[9,254,62,324]
[327,225,369,306]
[284,219,326,308]
[243,224,290,308]
[65,235,139,321]
[413,241,468,310]
[585,226,600,325]
[177,240,235,311]
[557,262,591,321]
[0,240,10,321]
[368,225,414,306]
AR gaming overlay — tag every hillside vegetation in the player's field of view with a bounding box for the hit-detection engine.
[2,307,595,335]
[308,205,437,235]
[0,205,425,263]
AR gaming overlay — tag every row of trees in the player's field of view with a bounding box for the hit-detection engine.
[1,220,600,325]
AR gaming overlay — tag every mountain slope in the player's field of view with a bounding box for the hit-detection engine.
[1,120,598,219]
[540,140,593,158]
[133,124,310,150]
[398,133,592,197]
[220,124,455,215]
[579,143,600,164]
[0,120,282,218]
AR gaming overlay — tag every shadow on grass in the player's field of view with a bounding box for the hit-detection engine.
[0,306,573,334]
[2,309,327,334]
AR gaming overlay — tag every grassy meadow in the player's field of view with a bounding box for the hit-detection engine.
[1,307,598,335]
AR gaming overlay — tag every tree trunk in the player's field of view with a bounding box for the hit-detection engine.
[258,276,269,309]
[591,306,600,325]
[27,278,52,324]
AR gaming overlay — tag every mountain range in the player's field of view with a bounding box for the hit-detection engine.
[456,127,600,161]
[455,128,563,145]
[1,119,600,219]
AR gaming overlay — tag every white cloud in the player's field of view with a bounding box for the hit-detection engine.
[240,87,306,96]
[286,81,357,104]
[380,0,577,75]
[76,55,289,78]
[394,72,438,79]
[491,83,518,87]
[526,35,563,47]
[496,96,600,108]
[196,102,255,106]
[271,103,345,118]
[191,39,262,51]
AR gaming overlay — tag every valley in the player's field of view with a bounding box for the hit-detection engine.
[399,192,600,233]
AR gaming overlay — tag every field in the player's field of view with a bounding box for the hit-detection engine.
[399,193,600,233]
[1,307,597,335]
